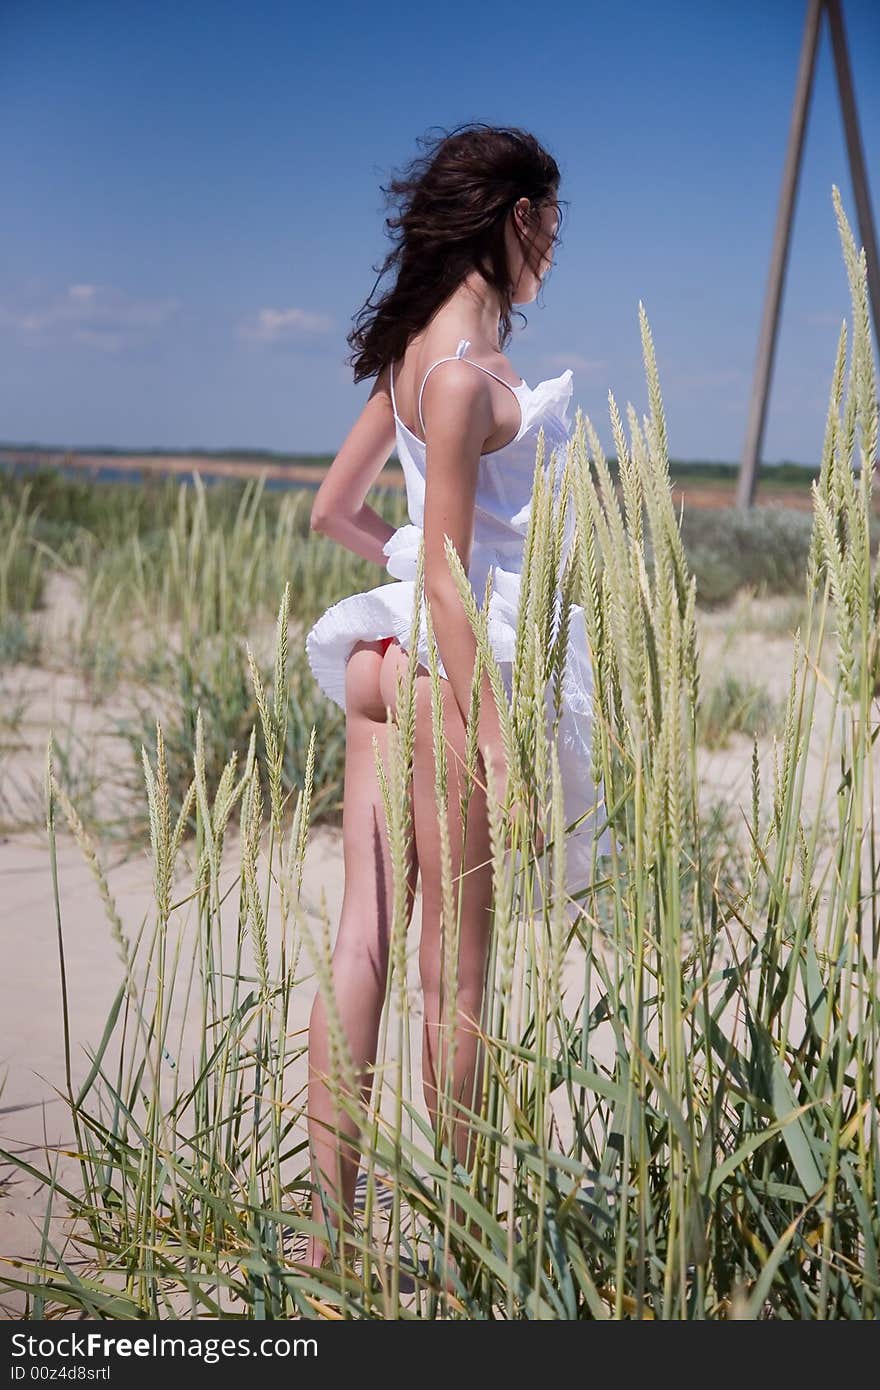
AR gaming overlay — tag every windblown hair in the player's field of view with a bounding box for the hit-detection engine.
[347,122,564,382]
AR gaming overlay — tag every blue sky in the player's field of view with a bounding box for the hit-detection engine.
[2,0,878,464]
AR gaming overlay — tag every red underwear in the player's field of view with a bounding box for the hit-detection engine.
[379,635,395,654]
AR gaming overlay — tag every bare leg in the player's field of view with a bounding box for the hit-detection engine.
[411,666,494,1210]
[304,638,418,1270]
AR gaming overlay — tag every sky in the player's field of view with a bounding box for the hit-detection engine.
[2,0,879,465]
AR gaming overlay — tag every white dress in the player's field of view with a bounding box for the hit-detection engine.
[305,338,614,901]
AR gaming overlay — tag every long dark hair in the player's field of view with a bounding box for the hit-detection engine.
[347,122,564,383]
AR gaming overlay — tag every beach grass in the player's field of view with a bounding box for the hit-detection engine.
[1,185,877,1319]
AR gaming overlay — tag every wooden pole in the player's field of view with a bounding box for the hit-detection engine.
[825,0,880,356]
[736,0,823,509]
[738,0,880,507]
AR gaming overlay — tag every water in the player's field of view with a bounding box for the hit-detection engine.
[0,456,324,493]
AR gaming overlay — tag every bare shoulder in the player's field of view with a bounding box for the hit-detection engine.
[419,355,495,446]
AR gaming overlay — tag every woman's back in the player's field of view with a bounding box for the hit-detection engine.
[386,337,575,598]
[389,330,527,449]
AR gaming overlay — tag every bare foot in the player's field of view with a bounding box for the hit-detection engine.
[301,1234,331,1271]
[301,1231,361,1275]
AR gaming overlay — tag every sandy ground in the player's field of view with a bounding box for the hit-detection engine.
[0,579,876,1316]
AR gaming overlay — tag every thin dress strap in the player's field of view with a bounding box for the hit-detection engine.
[389,355,398,420]
[416,338,521,439]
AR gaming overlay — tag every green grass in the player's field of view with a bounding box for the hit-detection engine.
[0,471,410,839]
[0,485,47,618]
[696,669,780,748]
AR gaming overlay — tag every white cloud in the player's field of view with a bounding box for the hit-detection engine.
[543,351,607,374]
[0,282,179,353]
[238,305,334,345]
[801,309,846,329]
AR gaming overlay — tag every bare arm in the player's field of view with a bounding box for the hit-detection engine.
[309,366,398,566]
[420,362,509,793]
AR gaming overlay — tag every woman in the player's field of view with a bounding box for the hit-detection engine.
[303,122,612,1274]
